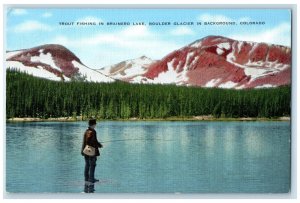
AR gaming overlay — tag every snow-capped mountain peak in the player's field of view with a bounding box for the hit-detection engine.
[141,35,290,88]
[97,56,155,81]
[6,44,114,83]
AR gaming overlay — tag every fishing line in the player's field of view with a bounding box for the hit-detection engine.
[101,138,174,143]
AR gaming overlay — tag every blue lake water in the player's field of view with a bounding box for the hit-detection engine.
[6,121,290,193]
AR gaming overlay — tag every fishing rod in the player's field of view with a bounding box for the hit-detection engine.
[101,138,174,143]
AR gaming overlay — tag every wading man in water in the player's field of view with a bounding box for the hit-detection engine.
[81,118,103,193]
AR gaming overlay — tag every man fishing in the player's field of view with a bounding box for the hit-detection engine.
[81,118,103,193]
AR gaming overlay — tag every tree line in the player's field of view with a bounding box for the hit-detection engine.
[6,69,291,119]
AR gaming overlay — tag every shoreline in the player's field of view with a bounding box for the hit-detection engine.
[6,116,291,122]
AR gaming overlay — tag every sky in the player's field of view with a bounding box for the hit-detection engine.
[5,8,291,68]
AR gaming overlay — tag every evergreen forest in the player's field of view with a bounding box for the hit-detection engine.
[6,69,291,119]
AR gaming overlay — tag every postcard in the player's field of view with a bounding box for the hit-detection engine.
[5,6,292,194]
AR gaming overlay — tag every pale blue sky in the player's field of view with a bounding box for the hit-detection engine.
[6,8,291,68]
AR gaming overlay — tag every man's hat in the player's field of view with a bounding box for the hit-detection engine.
[88,118,97,126]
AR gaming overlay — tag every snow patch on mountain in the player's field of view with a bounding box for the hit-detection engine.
[255,84,275,88]
[205,78,221,87]
[219,81,238,88]
[185,52,195,67]
[249,43,259,56]
[72,61,114,83]
[217,42,230,50]
[130,75,150,84]
[190,41,202,48]
[6,61,64,81]
[98,56,154,81]
[216,48,224,55]
[151,59,178,84]
[190,56,199,67]
[31,52,61,71]
[243,60,289,82]
[150,57,190,85]
[243,67,268,81]
[226,52,236,62]
[124,57,153,76]
[237,41,243,53]
[6,51,22,59]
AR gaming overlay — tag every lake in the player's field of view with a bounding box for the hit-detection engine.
[6,121,291,193]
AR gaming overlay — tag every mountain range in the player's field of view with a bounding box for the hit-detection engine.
[6,35,291,89]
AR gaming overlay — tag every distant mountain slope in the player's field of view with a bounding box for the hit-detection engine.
[6,44,114,83]
[140,35,291,89]
[98,56,155,83]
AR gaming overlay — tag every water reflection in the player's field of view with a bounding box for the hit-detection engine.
[244,129,264,157]
[177,124,190,151]
[223,126,237,156]
[84,181,95,193]
[204,125,216,156]
[153,123,173,153]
